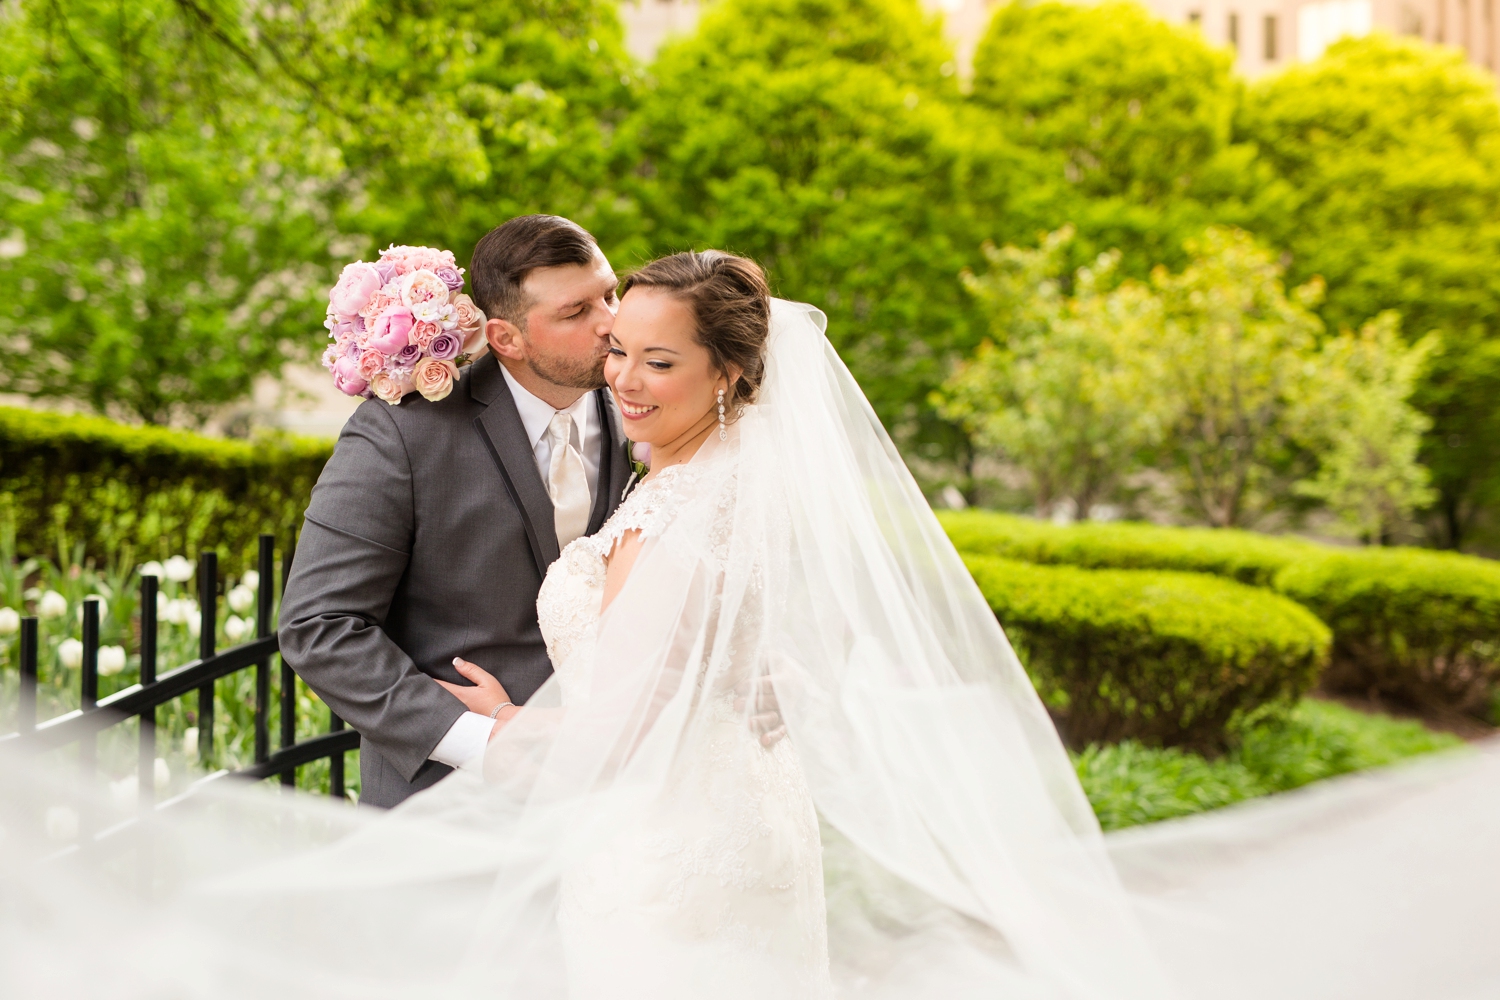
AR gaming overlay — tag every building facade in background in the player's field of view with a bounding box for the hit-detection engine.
[618,0,1500,79]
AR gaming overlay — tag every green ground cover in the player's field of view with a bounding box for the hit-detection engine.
[1076,698,1464,830]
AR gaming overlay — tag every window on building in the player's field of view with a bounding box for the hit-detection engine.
[1229,11,1240,47]
[1264,14,1279,59]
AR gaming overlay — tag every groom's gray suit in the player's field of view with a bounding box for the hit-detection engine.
[279,353,632,808]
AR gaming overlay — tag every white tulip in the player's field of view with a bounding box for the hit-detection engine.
[97,645,127,676]
[57,638,83,670]
[163,555,194,583]
[110,774,139,810]
[0,607,19,635]
[223,615,247,641]
[183,727,199,758]
[241,570,260,591]
[227,585,255,614]
[156,591,168,615]
[45,806,78,841]
[187,614,201,639]
[138,560,165,580]
[154,757,171,790]
[76,596,108,622]
[37,590,67,618]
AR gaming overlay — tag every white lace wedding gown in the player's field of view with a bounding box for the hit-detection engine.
[537,463,832,998]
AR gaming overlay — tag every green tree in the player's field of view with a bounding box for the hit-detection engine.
[936,227,1162,516]
[1234,35,1500,549]
[0,0,340,424]
[252,0,640,263]
[969,0,1241,275]
[1295,314,1437,542]
[628,0,1055,450]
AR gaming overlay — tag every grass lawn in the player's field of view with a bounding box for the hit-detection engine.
[1076,699,1466,831]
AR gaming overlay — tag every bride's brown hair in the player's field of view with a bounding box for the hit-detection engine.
[621,250,770,408]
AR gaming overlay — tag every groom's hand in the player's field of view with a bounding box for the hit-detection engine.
[734,674,787,748]
[436,658,519,739]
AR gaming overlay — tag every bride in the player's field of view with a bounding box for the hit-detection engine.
[381,248,1169,999]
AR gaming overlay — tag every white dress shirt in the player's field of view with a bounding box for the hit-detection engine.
[429,366,601,770]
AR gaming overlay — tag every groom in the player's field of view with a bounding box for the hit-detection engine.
[279,215,633,808]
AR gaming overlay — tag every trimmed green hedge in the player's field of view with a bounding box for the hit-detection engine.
[0,406,332,572]
[1276,549,1500,715]
[942,510,1500,718]
[939,509,1310,586]
[964,554,1331,750]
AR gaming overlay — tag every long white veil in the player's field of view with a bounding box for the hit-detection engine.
[0,299,1170,1000]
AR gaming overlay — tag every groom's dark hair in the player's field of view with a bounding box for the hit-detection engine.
[470,215,600,329]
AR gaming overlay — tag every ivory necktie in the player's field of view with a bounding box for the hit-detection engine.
[547,410,591,549]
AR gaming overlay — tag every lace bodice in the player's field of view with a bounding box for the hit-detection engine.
[537,465,696,702]
[534,457,830,997]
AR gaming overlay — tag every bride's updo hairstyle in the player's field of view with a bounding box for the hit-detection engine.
[621,250,770,409]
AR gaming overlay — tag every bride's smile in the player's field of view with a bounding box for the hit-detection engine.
[605,282,740,472]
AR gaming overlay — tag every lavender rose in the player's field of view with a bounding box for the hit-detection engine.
[372,257,399,284]
[394,340,422,366]
[427,331,461,362]
[434,265,464,291]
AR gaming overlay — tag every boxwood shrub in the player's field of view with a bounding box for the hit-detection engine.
[0,406,332,572]
[963,554,1331,751]
[943,510,1500,718]
[938,509,1310,586]
[1274,550,1500,715]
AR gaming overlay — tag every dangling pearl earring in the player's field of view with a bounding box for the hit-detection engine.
[717,388,727,441]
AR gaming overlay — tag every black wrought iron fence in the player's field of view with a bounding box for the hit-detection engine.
[0,534,358,810]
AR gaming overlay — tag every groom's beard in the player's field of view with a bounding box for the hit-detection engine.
[522,337,608,391]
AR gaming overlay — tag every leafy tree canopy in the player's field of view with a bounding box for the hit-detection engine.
[628,0,1057,449]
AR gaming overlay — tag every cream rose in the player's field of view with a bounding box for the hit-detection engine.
[371,371,413,405]
[451,293,487,358]
[412,357,459,402]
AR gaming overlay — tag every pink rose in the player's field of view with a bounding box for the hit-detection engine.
[371,371,413,405]
[412,320,441,349]
[329,262,383,318]
[412,357,459,402]
[367,306,415,355]
[632,441,652,467]
[359,287,400,323]
[357,349,387,381]
[332,354,369,396]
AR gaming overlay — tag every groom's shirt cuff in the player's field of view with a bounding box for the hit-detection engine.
[429,711,493,770]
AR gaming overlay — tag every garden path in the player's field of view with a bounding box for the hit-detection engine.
[1108,738,1500,1000]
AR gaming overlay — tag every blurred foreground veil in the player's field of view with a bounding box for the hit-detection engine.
[0,300,1171,1000]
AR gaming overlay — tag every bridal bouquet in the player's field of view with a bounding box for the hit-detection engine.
[321,245,488,404]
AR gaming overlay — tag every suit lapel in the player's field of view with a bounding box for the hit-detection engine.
[590,388,633,533]
[468,356,560,576]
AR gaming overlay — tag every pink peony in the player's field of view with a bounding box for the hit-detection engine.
[332,355,369,397]
[329,262,383,319]
[371,371,413,405]
[367,307,415,355]
[632,441,652,467]
[357,349,387,382]
[412,357,459,402]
